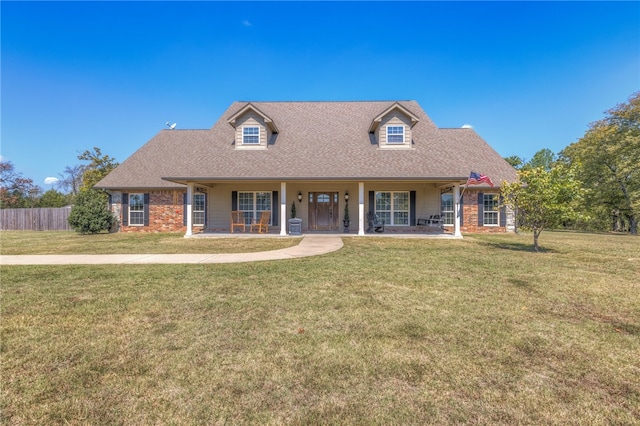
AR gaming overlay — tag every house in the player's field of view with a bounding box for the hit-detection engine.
[95,101,517,236]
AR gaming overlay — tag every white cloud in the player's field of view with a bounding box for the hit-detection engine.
[242,20,252,27]
[44,177,59,185]
[461,124,474,129]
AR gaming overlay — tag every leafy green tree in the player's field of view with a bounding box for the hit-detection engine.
[562,92,640,234]
[501,165,584,252]
[67,189,115,234]
[78,147,119,191]
[504,155,524,170]
[525,148,557,171]
[38,189,70,207]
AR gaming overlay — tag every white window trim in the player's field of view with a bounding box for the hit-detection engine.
[483,194,500,226]
[386,125,405,144]
[242,126,260,144]
[441,193,454,226]
[375,191,410,226]
[193,193,205,226]
[129,193,144,226]
[238,191,272,225]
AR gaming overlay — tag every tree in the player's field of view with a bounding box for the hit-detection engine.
[57,164,86,196]
[0,161,42,208]
[525,148,557,171]
[562,92,640,234]
[38,189,70,207]
[504,155,524,170]
[67,189,115,234]
[78,147,119,191]
[501,165,584,252]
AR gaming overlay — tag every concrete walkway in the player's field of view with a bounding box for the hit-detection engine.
[0,235,344,265]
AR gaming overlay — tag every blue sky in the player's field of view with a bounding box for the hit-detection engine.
[2,1,639,189]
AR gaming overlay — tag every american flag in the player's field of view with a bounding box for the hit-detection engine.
[467,172,494,187]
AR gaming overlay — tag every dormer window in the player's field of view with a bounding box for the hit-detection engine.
[387,126,404,143]
[228,103,278,150]
[243,126,260,144]
[369,103,419,149]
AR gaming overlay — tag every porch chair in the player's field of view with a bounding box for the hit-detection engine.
[230,211,246,233]
[367,212,385,233]
[250,211,270,234]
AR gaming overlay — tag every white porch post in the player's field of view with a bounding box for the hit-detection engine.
[358,182,365,236]
[454,184,462,238]
[280,182,287,236]
[185,183,194,237]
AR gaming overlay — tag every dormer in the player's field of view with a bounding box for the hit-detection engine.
[227,103,279,150]
[368,102,420,149]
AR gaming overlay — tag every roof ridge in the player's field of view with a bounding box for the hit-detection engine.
[236,100,417,103]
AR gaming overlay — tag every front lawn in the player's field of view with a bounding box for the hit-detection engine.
[0,231,300,255]
[2,232,639,424]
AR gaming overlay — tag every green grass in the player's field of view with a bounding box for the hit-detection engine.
[2,232,639,424]
[0,231,300,255]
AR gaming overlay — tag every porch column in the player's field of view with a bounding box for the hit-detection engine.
[185,182,194,237]
[358,182,365,236]
[280,182,287,236]
[454,184,462,238]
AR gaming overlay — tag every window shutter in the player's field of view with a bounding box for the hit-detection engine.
[143,193,150,226]
[500,196,506,227]
[460,195,464,226]
[272,191,278,226]
[183,192,187,226]
[368,191,375,214]
[477,192,484,227]
[410,191,416,226]
[122,193,129,226]
[204,194,208,226]
[232,191,238,211]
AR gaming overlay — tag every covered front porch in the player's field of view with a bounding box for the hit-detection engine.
[179,179,466,238]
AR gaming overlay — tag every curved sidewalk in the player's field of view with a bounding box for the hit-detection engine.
[0,235,344,265]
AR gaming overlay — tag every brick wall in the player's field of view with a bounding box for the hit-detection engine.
[111,190,202,233]
[460,189,509,234]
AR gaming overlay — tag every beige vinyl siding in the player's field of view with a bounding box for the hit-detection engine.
[234,112,269,149]
[378,113,413,149]
[364,182,441,222]
[205,182,279,230]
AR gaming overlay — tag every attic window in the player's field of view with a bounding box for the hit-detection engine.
[243,126,260,144]
[387,126,404,143]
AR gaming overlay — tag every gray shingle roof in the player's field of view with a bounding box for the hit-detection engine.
[95,101,517,189]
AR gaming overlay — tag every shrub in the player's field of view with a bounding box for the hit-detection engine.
[68,189,115,234]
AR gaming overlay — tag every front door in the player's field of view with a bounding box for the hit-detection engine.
[309,192,339,231]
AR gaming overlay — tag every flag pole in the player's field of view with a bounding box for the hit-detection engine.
[460,173,471,202]
[457,173,471,226]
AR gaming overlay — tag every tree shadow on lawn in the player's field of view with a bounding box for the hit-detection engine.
[476,240,557,254]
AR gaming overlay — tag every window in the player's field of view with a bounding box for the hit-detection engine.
[243,126,260,144]
[375,191,409,225]
[193,193,205,226]
[238,191,271,224]
[483,194,499,225]
[387,125,404,143]
[441,193,454,226]
[129,193,144,226]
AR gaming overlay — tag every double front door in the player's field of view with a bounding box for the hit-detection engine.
[308,192,339,231]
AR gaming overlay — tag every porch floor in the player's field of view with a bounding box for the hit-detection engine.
[190,229,459,239]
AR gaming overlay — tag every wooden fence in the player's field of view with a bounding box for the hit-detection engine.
[0,207,73,231]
